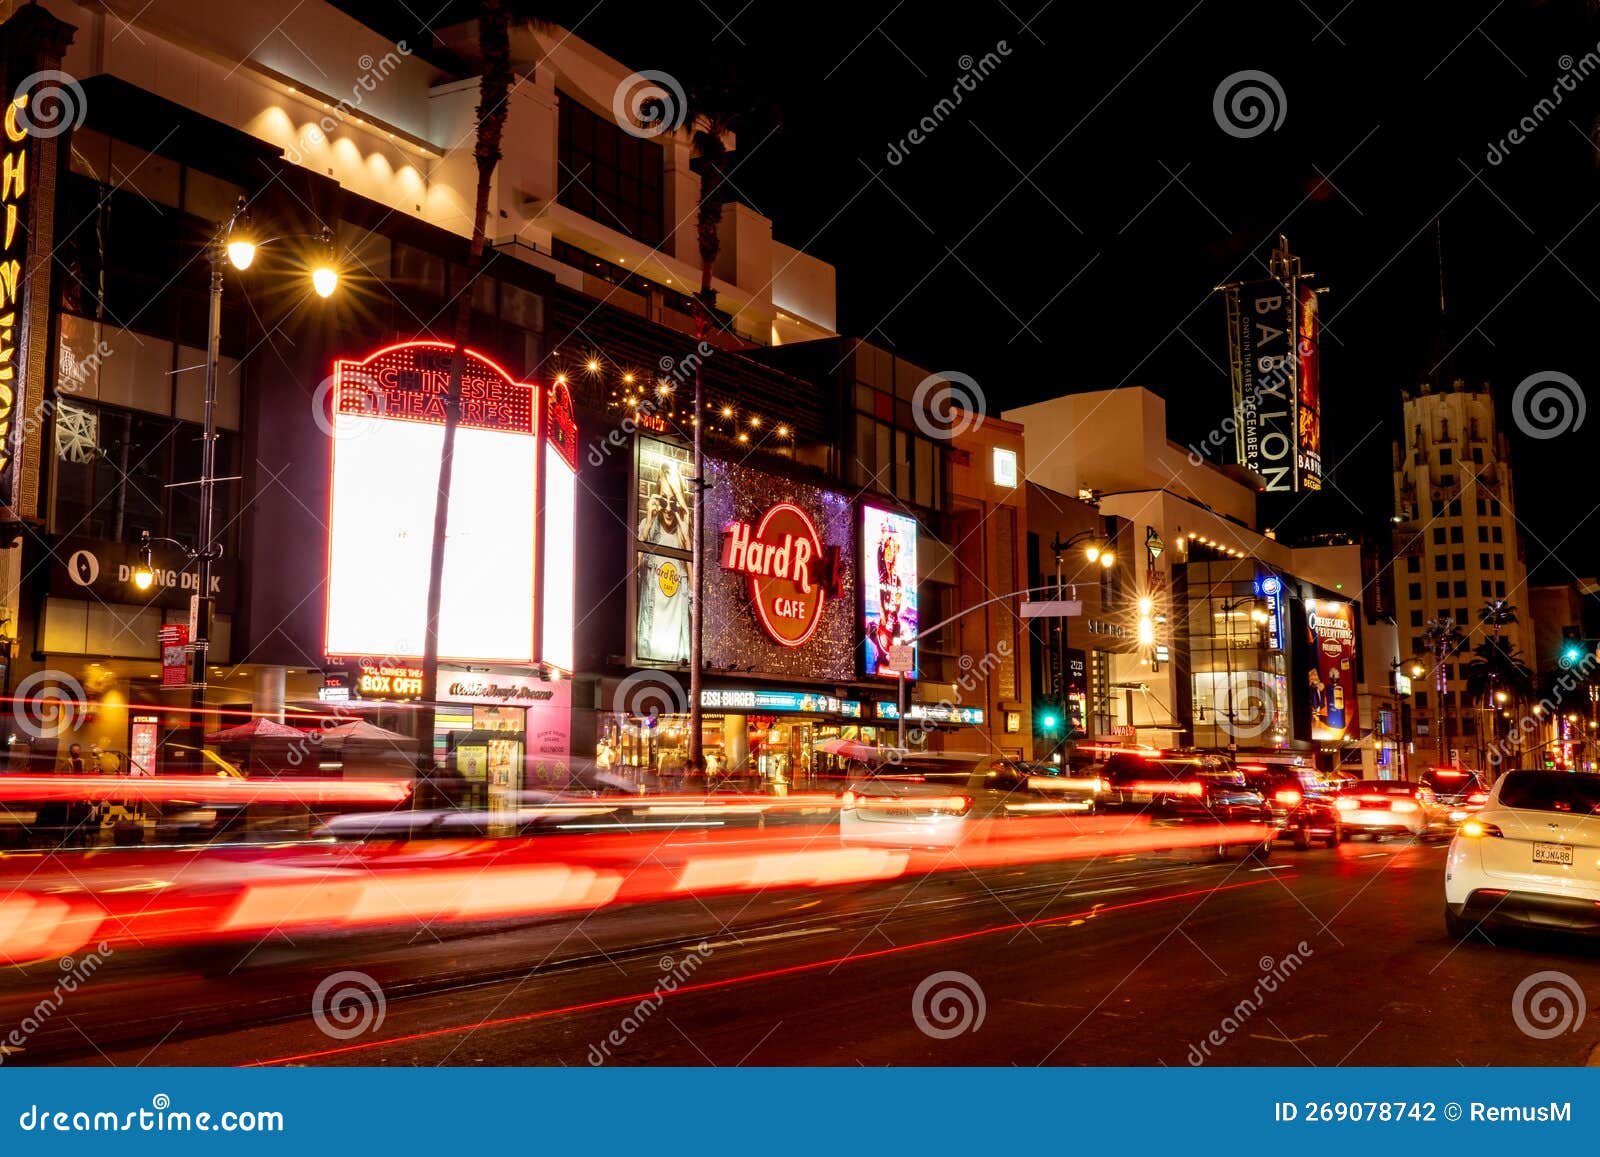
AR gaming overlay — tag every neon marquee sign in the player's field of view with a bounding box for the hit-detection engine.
[720,502,826,647]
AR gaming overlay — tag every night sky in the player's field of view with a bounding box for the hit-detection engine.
[367,1,1600,585]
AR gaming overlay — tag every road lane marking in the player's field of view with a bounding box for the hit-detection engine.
[699,928,839,952]
[1064,886,1137,898]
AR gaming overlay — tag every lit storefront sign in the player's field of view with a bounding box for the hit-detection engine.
[0,97,26,513]
[324,341,574,668]
[720,502,827,647]
[701,688,861,716]
[357,662,424,699]
[1303,599,1357,742]
[876,701,985,725]
[700,456,854,682]
[1257,574,1284,651]
[862,506,918,677]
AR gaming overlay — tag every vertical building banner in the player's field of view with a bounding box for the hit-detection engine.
[1303,600,1358,743]
[0,6,77,525]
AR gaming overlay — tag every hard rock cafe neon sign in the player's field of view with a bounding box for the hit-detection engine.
[720,502,825,647]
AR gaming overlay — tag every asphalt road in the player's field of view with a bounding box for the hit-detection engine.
[5,834,1600,1067]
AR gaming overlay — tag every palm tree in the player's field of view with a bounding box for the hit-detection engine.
[1420,615,1465,766]
[1466,636,1534,772]
[418,3,549,781]
[683,67,748,773]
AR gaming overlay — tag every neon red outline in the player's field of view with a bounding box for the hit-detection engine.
[733,501,826,649]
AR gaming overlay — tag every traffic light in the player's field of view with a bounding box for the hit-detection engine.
[1039,706,1061,736]
[1561,626,1587,668]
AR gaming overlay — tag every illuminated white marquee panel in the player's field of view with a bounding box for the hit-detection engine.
[325,342,559,666]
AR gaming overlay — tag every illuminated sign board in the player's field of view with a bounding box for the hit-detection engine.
[325,341,571,666]
[876,701,985,725]
[862,506,919,678]
[720,502,827,647]
[0,97,25,512]
[357,662,424,699]
[700,688,861,716]
[1296,283,1322,490]
[1228,266,1321,494]
[1304,599,1357,742]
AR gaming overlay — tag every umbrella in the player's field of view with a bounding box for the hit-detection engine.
[204,718,307,743]
[318,719,414,745]
[814,738,881,760]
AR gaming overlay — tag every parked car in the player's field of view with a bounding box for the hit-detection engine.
[1238,763,1343,849]
[838,750,1101,847]
[1334,780,1452,841]
[1445,769,1600,938]
[1096,751,1275,859]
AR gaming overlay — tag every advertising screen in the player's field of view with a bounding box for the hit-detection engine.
[1304,599,1357,742]
[636,438,694,552]
[635,551,691,663]
[1296,283,1323,491]
[324,342,539,664]
[541,442,577,672]
[862,506,919,678]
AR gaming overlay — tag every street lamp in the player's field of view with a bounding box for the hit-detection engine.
[184,197,340,709]
[1048,528,1116,750]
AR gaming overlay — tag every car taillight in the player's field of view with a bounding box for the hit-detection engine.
[1274,789,1302,806]
[841,790,857,809]
[1459,819,1502,838]
[1335,797,1358,811]
[1467,791,1488,804]
[1391,800,1419,813]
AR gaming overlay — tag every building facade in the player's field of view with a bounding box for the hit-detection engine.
[1391,381,1536,771]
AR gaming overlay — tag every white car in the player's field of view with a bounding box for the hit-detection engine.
[1444,770,1600,938]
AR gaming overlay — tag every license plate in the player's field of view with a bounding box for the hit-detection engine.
[882,808,915,820]
[1131,792,1152,803]
[1533,842,1574,865]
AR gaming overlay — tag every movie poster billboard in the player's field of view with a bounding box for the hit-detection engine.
[635,437,693,551]
[862,506,919,678]
[1304,600,1357,742]
[1296,282,1323,490]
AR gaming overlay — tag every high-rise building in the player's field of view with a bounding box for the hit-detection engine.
[1391,380,1536,767]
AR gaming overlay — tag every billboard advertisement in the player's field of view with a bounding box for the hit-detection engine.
[862,506,919,678]
[635,437,694,552]
[1227,253,1321,494]
[635,551,691,663]
[1296,282,1323,490]
[1303,599,1357,742]
[325,341,562,665]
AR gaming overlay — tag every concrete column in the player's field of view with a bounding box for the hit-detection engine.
[724,714,748,773]
[256,666,287,722]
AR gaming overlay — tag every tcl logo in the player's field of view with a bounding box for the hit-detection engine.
[720,503,827,647]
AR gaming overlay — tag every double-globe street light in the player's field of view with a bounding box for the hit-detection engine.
[133,196,339,726]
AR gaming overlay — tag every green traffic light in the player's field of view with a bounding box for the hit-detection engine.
[1042,714,1058,730]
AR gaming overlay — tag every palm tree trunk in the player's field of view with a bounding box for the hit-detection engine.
[417,2,511,794]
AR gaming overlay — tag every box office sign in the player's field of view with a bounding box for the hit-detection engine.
[51,535,236,612]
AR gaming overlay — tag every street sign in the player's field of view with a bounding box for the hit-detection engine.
[159,624,189,689]
[888,645,915,672]
[1020,600,1083,619]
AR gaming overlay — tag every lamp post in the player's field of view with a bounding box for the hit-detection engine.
[1049,528,1115,752]
[179,197,338,728]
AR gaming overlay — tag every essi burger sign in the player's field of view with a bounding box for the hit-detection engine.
[720,503,826,646]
